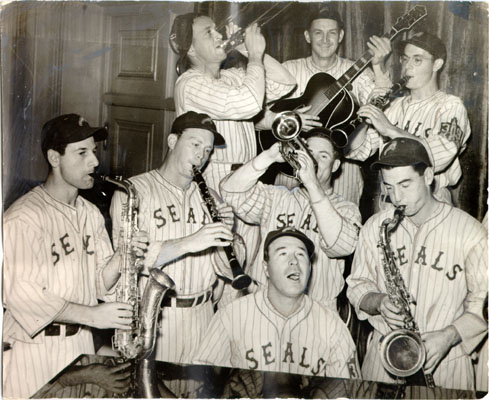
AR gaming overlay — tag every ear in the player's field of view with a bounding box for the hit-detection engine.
[304,29,311,44]
[332,158,341,174]
[433,58,444,72]
[338,29,344,44]
[47,149,60,169]
[424,167,435,186]
[167,133,178,150]
[263,260,269,278]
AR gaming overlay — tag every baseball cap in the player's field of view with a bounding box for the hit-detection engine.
[41,114,107,158]
[307,6,343,30]
[264,227,315,259]
[399,32,447,62]
[371,138,432,171]
[171,111,225,146]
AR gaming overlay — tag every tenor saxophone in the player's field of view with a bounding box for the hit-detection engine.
[377,206,435,387]
[103,176,175,397]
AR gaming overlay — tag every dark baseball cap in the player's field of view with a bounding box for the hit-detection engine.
[399,31,447,62]
[171,111,225,146]
[371,138,432,171]
[307,6,343,30]
[41,114,107,158]
[264,227,315,259]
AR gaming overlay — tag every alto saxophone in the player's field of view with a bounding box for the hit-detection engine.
[103,176,176,397]
[377,206,435,387]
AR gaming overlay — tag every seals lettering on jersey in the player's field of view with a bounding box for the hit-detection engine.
[440,117,463,148]
[245,349,259,370]
[276,213,318,233]
[153,208,167,228]
[282,342,295,363]
[430,251,444,271]
[262,342,275,365]
[59,233,75,255]
[153,205,211,229]
[446,264,463,281]
[82,235,94,255]
[414,246,427,266]
[396,246,408,265]
[51,243,60,266]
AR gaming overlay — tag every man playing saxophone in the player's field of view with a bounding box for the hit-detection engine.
[346,138,488,390]
[2,114,150,398]
[110,111,240,398]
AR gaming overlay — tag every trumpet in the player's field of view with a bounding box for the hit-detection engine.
[271,111,318,180]
[218,3,293,53]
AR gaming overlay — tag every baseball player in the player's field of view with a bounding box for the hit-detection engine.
[170,13,296,275]
[110,111,238,397]
[2,114,149,398]
[193,227,361,380]
[347,32,471,206]
[257,6,392,205]
[346,138,487,390]
[220,129,361,311]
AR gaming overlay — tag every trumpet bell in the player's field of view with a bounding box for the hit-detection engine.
[271,111,302,141]
[379,329,426,378]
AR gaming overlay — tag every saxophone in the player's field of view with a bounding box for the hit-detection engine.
[103,176,176,397]
[377,206,435,387]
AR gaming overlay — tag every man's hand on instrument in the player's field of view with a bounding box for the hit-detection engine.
[421,326,460,374]
[244,23,266,63]
[189,222,234,252]
[264,142,286,164]
[378,295,406,330]
[86,362,132,394]
[296,105,322,131]
[357,104,397,138]
[368,35,391,67]
[216,202,235,230]
[89,302,133,330]
[130,230,150,257]
[296,150,319,189]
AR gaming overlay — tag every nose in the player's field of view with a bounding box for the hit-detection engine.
[88,151,99,168]
[391,186,403,204]
[288,254,298,266]
[213,29,223,40]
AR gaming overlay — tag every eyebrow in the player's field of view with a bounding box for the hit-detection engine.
[384,178,412,186]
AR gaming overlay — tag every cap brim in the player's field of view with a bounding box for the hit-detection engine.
[212,130,226,146]
[371,158,429,171]
[91,127,108,142]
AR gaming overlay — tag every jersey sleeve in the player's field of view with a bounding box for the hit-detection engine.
[345,126,381,161]
[317,199,362,258]
[93,210,115,299]
[221,177,276,225]
[192,309,233,368]
[351,67,375,106]
[175,64,265,120]
[421,98,471,173]
[451,223,488,354]
[324,316,362,380]
[346,219,390,334]
[3,217,68,338]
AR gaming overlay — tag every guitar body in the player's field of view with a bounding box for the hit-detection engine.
[257,73,359,181]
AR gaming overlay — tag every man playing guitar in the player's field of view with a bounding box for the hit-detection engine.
[258,6,392,206]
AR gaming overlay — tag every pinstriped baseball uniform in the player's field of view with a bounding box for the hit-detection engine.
[193,289,361,379]
[221,176,361,310]
[110,170,220,396]
[346,203,488,390]
[275,56,380,205]
[347,92,471,204]
[3,186,114,398]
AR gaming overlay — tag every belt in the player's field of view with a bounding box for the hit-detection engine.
[161,283,216,308]
[45,323,80,337]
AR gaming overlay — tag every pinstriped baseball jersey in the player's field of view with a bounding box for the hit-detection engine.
[346,202,488,390]
[276,56,379,205]
[347,91,471,203]
[110,170,217,296]
[221,180,361,310]
[2,185,113,398]
[193,289,361,379]
[174,65,295,169]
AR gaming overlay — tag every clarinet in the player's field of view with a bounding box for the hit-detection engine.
[192,166,252,290]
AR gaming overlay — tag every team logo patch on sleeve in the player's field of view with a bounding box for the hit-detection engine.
[439,117,463,148]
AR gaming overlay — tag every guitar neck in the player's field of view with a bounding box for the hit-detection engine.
[330,28,402,97]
